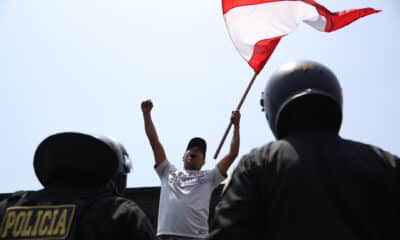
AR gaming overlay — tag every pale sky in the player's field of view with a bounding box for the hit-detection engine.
[1,0,398,193]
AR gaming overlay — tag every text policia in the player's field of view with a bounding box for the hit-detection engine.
[0,205,75,239]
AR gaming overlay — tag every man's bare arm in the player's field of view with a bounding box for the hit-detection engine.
[141,99,167,167]
[217,111,241,176]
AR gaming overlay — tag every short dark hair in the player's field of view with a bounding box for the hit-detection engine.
[186,137,207,157]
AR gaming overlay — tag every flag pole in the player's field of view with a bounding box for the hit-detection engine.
[213,72,259,159]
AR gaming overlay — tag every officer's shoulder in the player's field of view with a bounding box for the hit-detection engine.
[114,196,144,211]
[98,195,144,212]
[94,194,136,206]
[343,137,399,168]
[0,190,31,206]
[239,140,293,166]
[365,144,399,168]
[7,190,30,200]
[84,195,145,221]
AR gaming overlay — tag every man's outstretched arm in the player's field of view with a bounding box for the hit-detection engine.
[141,99,167,167]
[217,111,240,176]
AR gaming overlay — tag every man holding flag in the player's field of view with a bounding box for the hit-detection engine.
[141,99,241,240]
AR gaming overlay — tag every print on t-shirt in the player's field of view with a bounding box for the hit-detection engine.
[169,171,207,188]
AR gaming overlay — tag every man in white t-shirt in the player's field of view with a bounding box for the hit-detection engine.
[141,99,240,240]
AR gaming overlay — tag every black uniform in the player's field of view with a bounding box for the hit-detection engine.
[209,61,400,240]
[0,184,157,240]
[209,133,399,239]
[0,132,157,240]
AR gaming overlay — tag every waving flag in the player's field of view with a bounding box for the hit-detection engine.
[223,0,380,73]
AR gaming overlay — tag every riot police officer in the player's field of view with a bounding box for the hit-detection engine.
[0,132,157,240]
[208,61,400,239]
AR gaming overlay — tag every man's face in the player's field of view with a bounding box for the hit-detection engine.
[183,146,205,170]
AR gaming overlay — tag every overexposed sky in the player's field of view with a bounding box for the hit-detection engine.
[1,0,398,192]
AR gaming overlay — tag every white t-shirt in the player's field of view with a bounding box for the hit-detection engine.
[155,160,225,239]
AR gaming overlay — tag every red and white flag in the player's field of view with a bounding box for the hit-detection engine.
[223,0,380,73]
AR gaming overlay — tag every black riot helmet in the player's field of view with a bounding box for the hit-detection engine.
[34,132,132,194]
[94,135,132,194]
[260,60,343,139]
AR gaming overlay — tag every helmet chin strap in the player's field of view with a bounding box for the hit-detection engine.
[109,174,127,196]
